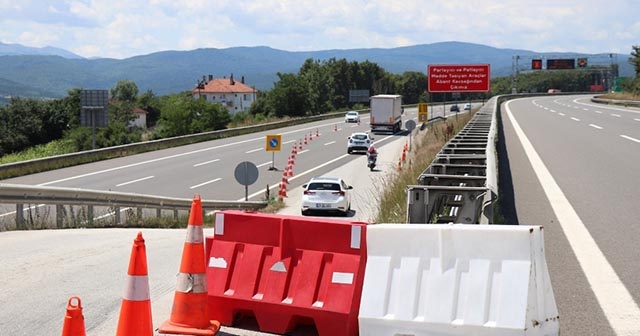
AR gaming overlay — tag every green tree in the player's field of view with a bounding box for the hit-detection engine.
[299,59,335,114]
[156,93,230,138]
[396,71,427,104]
[137,89,161,127]
[268,73,309,117]
[629,46,640,95]
[326,58,353,108]
[0,98,45,155]
[111,80,139,103]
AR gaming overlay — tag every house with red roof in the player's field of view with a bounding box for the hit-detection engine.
[192,74,258,115]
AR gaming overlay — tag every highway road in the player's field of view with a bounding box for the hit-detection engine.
[0,107,440,335]
[500,95,640,335]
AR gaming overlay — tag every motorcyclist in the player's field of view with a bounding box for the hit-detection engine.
[367,144,378,162]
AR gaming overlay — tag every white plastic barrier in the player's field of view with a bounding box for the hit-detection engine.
[359,224,559,336]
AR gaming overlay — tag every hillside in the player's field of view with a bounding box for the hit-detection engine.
[0,42,633,98]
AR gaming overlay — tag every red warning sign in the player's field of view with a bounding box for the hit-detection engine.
[428,64,491,93]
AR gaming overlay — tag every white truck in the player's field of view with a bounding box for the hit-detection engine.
[369,94,403,134]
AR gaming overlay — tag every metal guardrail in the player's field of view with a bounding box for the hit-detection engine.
[407,97,498,224]
[406,93,637,225]
[591,97,640,108]
[0,183,267,230]
[0,110,359,180]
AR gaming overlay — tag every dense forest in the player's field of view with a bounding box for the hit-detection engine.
[1,49,639,158]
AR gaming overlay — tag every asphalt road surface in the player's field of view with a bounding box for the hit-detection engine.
[500,95,640,335]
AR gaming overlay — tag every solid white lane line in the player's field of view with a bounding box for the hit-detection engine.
[283,139,296,144]
[297,149,310,154]
[245,148,262,154]
[589,124,603,130]
[190,178,222,189]
[571,117,580,121]
[620,135,640,143]
[634,118,640,122]
[324,141,336,146]
[193,159,220,167]
[116,176,154,187]
[506,101,640,334]
[611,114,621,118]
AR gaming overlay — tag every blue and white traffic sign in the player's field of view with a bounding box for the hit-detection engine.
[265,134,282,152]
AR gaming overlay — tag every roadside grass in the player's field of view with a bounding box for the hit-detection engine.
[598,92,640,101]
[0,138,77,164]
[374,112,475,224]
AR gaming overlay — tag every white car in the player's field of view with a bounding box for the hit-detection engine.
[344,111,360,123]
[301,177,352,216]
[347,132,373,154]
[464,103,472,110]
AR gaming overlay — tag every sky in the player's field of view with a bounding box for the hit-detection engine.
[0,0,638,59]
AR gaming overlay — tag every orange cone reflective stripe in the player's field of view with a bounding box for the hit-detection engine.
[116,232,153,336]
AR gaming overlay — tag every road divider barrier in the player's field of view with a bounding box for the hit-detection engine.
[61,296,86,336]
[358,224,559,336]
[206,210,369,336]
[408,98,498,224]
[116,232,153,336]
[159,195,220,335]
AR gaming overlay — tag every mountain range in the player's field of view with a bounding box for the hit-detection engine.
[0,41,633,99]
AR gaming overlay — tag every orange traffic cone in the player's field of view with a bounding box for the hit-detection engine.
[159,195,220,336]
[116,232,153,336]
[299,139,303,150]
[62,296,86,336]
[282,173,289,185]
[279,182,288,198]
[316,128,319,137]
[304,134,308,145]
[287,163,294,177]
[397,157,402,172]
[334,124,337,132]
[309,130,313,140]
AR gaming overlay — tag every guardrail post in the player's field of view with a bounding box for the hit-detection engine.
[156,208,161,218]
[16,204,25,230]
[56,205,64,228]
[113,206,120,226]
[87,206,94,227]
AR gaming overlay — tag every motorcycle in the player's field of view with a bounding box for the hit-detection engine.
[367,153,377,171]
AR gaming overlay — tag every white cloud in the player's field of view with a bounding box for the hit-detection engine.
[1,0,638,58]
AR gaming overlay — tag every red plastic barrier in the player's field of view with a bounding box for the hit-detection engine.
[206,210,368,336]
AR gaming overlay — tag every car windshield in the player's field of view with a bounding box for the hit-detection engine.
[347,112,358,116]
[352,134,368,140]
[308,182,341,191]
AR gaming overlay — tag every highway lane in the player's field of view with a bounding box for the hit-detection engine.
[500,95,640,335]
[1,111,418,204]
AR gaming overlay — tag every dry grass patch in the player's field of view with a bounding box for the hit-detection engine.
[375,113,475,224]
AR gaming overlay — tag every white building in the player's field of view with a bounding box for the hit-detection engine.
[192,74,258,115]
